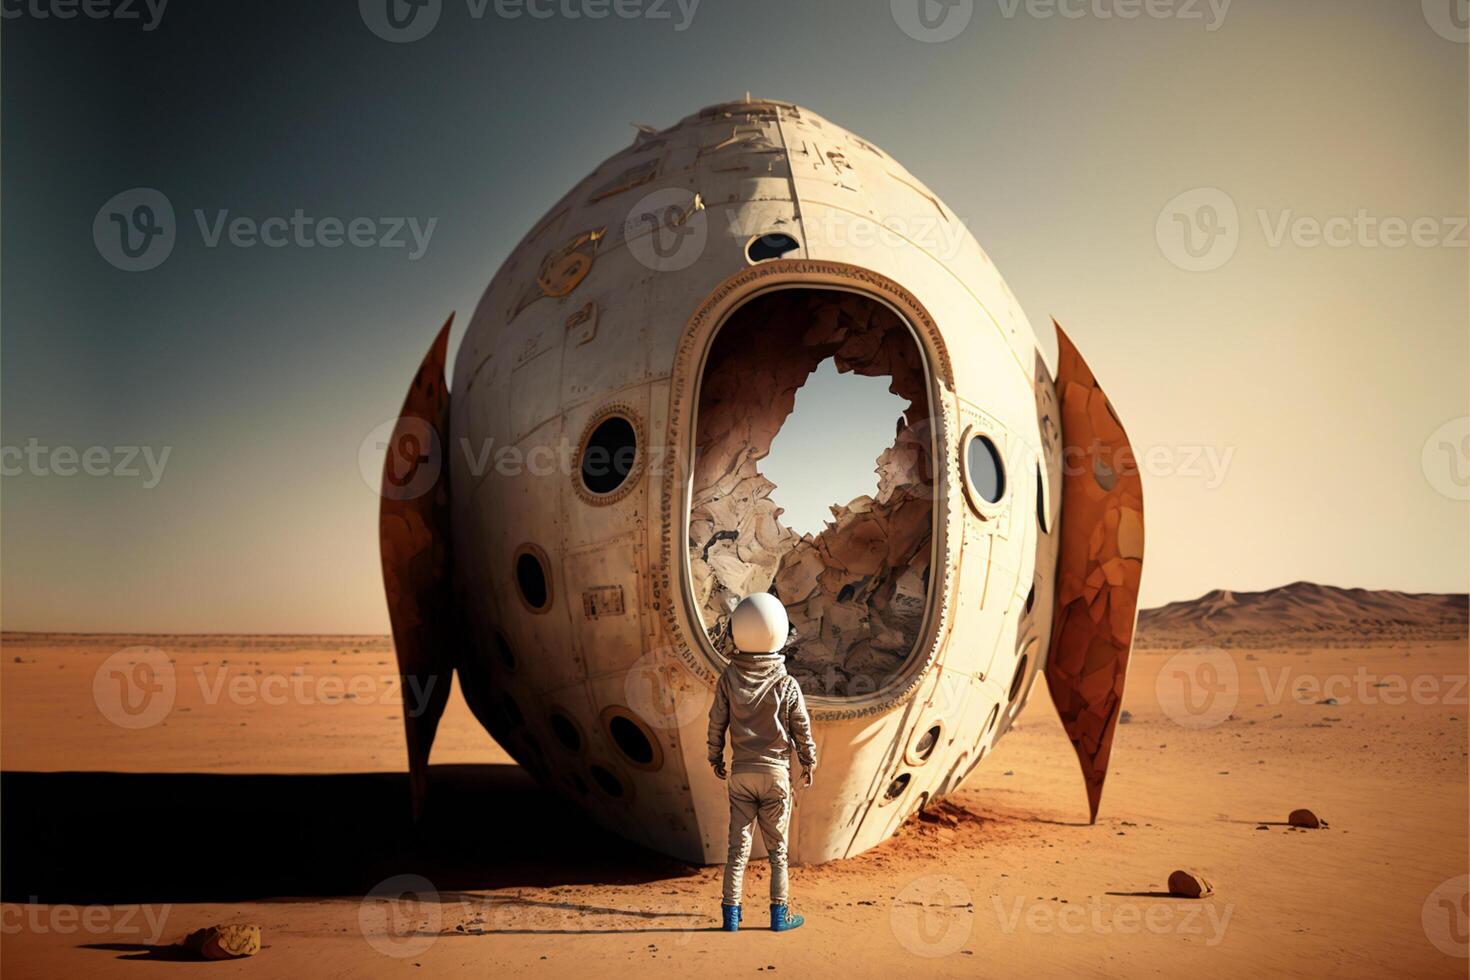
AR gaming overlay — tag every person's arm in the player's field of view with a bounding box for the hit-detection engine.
[785,677,817,785]
[706,675,729,779]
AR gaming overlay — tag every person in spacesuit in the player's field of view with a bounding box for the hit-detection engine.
[707,592,818,933]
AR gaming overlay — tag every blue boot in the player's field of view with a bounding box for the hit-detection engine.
[770,903,804,932]
[721,904,742,932]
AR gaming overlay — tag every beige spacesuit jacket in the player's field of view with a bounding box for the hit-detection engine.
[707,653,818,775]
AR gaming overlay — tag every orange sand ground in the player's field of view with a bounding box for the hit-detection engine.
[2,633,1466,978]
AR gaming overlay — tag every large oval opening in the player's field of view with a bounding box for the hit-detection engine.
[686,287,936,699]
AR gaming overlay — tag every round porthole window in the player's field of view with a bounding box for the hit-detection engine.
[746,233,800,262]
[549,710,584,754]
[880,773,911,805]
[578,411,641,499]
[500,693,525,730]
[513,544,552,613]
[495,631,517,671]
[906,723,943,766]
[600,706,663,772]
[589,763,631,801]
[1008,653,1030,704]
[1035,465,1050,533]
[962,428,1006,510]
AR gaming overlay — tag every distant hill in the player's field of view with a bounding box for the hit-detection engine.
[1136,582,1469,648]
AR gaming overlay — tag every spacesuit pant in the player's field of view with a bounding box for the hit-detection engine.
[722,770,792,906]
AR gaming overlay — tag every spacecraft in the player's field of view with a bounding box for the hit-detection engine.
[379,98,1145,864]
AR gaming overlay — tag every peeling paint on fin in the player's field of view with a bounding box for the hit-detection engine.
[379,313,457,822]
[1045,321,1145,824]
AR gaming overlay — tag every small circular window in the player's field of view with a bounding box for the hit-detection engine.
[501,693,525,730]
[513,544,552,612]
[1008,653,1030,704]
[906,723,943,766]
[881,773,911,805]
[589,763,630,801]
[579,413,639,498]
[963,429,1006,509]
[549,710,584,754]
[495,631,517,671]
[746,233,800,262]
[601,706,663,771]
[1035,465,1050,533]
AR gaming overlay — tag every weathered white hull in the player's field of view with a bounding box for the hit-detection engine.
[379,99,1140,867]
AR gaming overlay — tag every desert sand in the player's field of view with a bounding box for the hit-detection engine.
[2,591,1467,978]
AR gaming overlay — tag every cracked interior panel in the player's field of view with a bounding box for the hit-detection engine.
[688,288,935,698]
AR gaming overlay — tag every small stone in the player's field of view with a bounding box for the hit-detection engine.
[1167,870,1213,899]
[1288,808,1326,829]
[1118,710,1133,724]
[181,924,261,960]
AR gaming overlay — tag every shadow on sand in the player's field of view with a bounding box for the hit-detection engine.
[1,764,698,905]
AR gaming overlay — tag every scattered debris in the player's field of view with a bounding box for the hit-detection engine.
[1167,870,1214,899]
[1288,808,1327,829]
[1118,709,1133,724]
[181,924,261,960]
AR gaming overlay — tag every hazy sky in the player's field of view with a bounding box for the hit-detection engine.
[2,0,1465,633]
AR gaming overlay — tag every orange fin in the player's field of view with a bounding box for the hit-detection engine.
[1044,322,1145,824]
[379,314,457,821]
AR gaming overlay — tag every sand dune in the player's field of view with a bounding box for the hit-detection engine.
[1138,582,1469,649]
